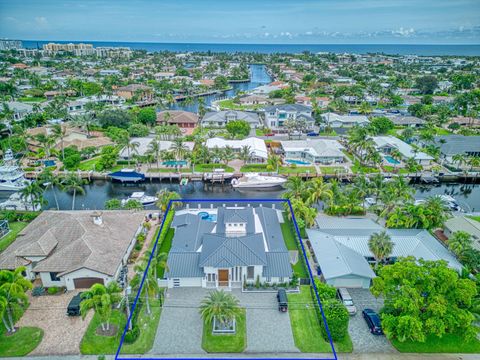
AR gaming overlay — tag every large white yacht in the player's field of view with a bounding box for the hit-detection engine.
[231,173,287,190]
[0,149,29,191]
[122,192,158,206]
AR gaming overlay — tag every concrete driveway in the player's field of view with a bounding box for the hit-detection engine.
[17,291,92,355]
[151,287,298,355]
[347,288,396,354]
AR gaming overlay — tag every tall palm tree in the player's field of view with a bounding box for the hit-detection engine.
[368,231,394,268]
[267,153,282,173]
[121,138,140,166]
[52,124,67,160]
[306,177,333,207]
[61,173,85,210]
[80,283,122,332]
[0,267,32,333]
[19,181,45,210]
[199,290,242,330]
[282,177,307,201]
[220,146,235,165]
[148,138,161,168]
[155,189,181,213]
[447,231,472,258]
[37,169,60,210]
[133,261,159,315]
[170,137,188,161]
[239,145,252,165]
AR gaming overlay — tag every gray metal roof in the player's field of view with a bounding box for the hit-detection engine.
[199,233,267,267]
[433,135,480,156]
[202,110,260,124]
[264,104,312,113]
[170,214,215,252]
[316,215,383,230]
[224,210,247,224]
[216,207,255,234]
[256,207,287,252]
[309,234,376,280]
[264,252,293,278]
[166,252,204,278]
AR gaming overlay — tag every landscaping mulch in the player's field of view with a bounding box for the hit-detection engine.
[95,324,118,337]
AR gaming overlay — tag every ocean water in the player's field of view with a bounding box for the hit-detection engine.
[22,40,480,56]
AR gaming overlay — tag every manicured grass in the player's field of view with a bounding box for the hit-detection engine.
[80,310,126,354]
[434,127,452,136]
[0,327,44,357]
[17,97,46,102]
[218,99,262,111]
[157,228,174,278]
[194,164,235,173]
[240,164,269,172]
[77,157,123,172]
[382,166,409,174]
[121,299,162,354]
[0,221,28,253]
[288,286,353,353]
[351,163,380,174]
[147,167,191,173]
[256,128,267,136]
[279,166,316,175]
[319,166,347,175]
[201,308,247,353]
[391,332,480,353]
[280,221,309,278]
[468,216,480,223]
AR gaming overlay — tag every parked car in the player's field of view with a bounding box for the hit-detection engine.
[307,131,319,136]
[67,292,84,316]
[362,308,383,335]
[337,288,357,315]
[265,133,275,137]
[277,289,288,312]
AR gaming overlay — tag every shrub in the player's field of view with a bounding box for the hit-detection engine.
[136,232,146,243]
[48,287,59,295]
[314,278,337,301]
[32,286,45,296]
[321,299,349,341]
[124,325,140,344]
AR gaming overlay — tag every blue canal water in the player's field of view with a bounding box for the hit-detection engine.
[22,41,480,56]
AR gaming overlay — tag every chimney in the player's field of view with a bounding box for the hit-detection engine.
[91,211,103,226]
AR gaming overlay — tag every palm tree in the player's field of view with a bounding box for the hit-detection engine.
[368,231,394,268]
[155,189,181,213]
[448,231,472,258]
[61,173,85,210]
[199,290,242,330]
[34,133,56,159]
[267,153,282,173]
[422,195,449,229]
[19,181,44,210]
[157,252,169,276]
[282,177,307,201]
[306,177,333,207]
[0,267,32,333]
[239,145,252,165]
[121,139,140,166]
[37,168,60,210]
[148,138,161,168]
[220,146,235,165]
[80,283,122,332]
[133,261,159,315]
[52,124,67,160]
[170,137,188,161]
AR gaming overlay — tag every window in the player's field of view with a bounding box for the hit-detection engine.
[279,277,284,283]
[50,272,60,282]
[247,266,254,279]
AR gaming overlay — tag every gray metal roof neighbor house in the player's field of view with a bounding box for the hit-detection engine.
[166,206,292,288]
[201,110,261,127]
[433,135,480,157]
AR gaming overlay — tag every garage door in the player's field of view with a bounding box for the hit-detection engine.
[73,277,104,288]
[332,277,365,288]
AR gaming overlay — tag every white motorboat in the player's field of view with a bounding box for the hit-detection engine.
[0,149,29,191]
[0,192,41,211]
[414,194,462,212]
[203,168,234,182]
[231,173,287,189]
[122,192,158,206]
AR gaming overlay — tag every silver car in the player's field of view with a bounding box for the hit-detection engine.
[337,288,357,315]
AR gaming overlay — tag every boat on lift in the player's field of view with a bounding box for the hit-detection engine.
[0,149,30,191]
[108,168,145,183]
[231,173,287,189]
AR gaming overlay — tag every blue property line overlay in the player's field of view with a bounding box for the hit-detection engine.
[116,198,338,360]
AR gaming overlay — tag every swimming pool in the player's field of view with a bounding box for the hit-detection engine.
[285,159,311,166]
[163,160,188,166]
[198,211,217,222]
[384,155,400,165]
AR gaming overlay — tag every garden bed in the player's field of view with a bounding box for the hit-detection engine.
[202,308,246,353]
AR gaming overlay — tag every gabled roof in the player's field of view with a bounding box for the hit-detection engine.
[216,207,255,234]
[15,229,58,257]
[166,253,204,278]
[224,210,246,223]
[264,252,293,278]
[199,234,267,268]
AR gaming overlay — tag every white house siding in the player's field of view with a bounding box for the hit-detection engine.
[39,272,66,288]
[24,255,47,280]
[168,277,203,288]
[62,268,113,291]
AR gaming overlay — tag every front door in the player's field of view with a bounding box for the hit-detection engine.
[218,269,229,287]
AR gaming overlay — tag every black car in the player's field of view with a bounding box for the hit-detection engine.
[67,292,84,316]
[362,308,383,335]
[276,289,288,312]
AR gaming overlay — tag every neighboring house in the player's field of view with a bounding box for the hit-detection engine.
[5,101,33,121]
[67,95,125,114]
[165,206,293,288]
[280,139,345,164]
[385,115,426,128]
[444,216,480,250]
[307,215,462,288]
[201,110,261,128]
[205,137,268,162]
[119,136,194,159]
[115,84,153,101]
[433,135,480,165]
[264,104,314,132]
[238,95,269,106]
[373,135,433,165]
[295,96,331,108]
[157,110,199,135]
[321,113,369,128]
[0,211,146,290]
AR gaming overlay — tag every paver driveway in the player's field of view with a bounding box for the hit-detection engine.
[347,288,396,353]
[151,287,298,355]
[17,291,92,355]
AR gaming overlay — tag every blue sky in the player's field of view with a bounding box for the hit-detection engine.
[0,0,479,44]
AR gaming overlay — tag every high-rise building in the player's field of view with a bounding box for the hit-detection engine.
[42,42,95,55]
[0,39,23,50]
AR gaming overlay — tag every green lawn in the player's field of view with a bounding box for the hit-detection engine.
[121,299,162,354]
[240,164,269,172]
[201,309,247,353]
[256,128,267,136]
[319,167,346,175]
[279,166,316,175]
[218,99,262,111]
[194,164,235,173]
[434,127,452,136]
[468,216,480,223]
[288,286,353,353]
[17,97,46,102]
[77,157,123,172]
[0,221,28,253]
[80,310,126,355]
[157,228,174,279]
[0,327,44,357]
[280,221,308,278]
[391,332,480,353]
[147,167,191,173]
[351,162,380,174]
